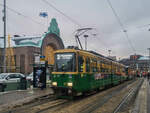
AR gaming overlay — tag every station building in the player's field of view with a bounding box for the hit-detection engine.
[0,18,64,74]
[119,54,150,73]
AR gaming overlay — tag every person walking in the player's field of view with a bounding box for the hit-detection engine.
[147,72,150,84]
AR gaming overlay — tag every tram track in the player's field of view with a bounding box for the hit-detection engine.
[1,79,142,113]
[30,99,68,113]
[3,94,70,113]
[33,79,140,113]
[79,79,141,113]
[50,79,142,113]
[92,78,143,113]
[112,79,143,113]
[2,94,56,113]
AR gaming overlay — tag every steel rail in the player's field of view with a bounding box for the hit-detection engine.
[113,79,144,113]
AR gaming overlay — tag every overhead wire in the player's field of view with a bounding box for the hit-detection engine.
[41,0,113,54]
[89,29,109,49]
[136,23,150,29]
[0,1,111,55]
[0,4,46,27]
[106,0,136,53]
[41,0,82,28]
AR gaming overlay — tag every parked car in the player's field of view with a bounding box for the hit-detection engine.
[26,71,51,86]
[0,73,26,91]
[0,73,25,83]
[26,72,33,81]
[26,72,33,85]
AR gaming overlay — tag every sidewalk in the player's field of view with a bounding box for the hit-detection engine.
[0,88,53,112]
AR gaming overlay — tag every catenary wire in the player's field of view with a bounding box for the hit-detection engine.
[106,0,136,53]
[0,1,111,54]
[41,0,82,28]
[0,4,46,27]
[39,0,114,53]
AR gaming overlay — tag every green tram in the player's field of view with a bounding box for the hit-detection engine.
[51,48,128,98]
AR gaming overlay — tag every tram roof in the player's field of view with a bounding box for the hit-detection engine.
[54,48,125,66]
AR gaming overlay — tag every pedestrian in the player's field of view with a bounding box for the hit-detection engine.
[147,72,150,84]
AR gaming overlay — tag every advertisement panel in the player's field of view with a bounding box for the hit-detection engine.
[33,67,46,88]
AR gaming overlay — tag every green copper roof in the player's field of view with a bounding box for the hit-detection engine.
[14,18,61,48]
[47,18,60,37]
[16,40,41,47]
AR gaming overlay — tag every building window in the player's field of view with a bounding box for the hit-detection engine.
[78,56,84,72]
[20,54,25,73]
[86,58,90,72]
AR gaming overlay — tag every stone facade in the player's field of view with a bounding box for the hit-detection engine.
[0,18,64,74]
[0,33,64,74]
[14,46,40,74]
[119,54,149,72]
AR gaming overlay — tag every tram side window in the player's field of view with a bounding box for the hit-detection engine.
[86,58,90,72]
[78,56,84,72]
[97,61,101,72]
[95,61,98,72]
[102,62,105,73]
[92,59,97,72]
[101,61,104,73]
[122,68,125,73]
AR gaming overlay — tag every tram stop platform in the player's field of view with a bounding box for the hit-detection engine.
[132,78,149,113]
[0,87,53,112]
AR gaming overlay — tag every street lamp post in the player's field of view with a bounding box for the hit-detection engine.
[3,0,6,73]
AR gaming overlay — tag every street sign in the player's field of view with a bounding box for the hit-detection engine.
[40,56,45,61]
[35,56,40,63]
[33,67,46,88]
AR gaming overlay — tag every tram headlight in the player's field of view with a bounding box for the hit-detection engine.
[67,82,73,87]
[52,82,57,86]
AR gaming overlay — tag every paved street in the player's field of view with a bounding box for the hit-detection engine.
[0,88,53,112]
[0,78,150,113]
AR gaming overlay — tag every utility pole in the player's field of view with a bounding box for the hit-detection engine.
[147,48,150,72]
[3,0,6,73]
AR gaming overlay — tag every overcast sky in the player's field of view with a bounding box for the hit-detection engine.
[0,0,150,59]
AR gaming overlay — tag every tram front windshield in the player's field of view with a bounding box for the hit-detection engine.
[54,53,76,72]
